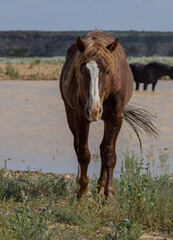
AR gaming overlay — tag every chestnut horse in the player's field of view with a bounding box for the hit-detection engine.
[130,62,173,91]
[60,31,157,199]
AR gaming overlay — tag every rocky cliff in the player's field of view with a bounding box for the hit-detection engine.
[0,31,173,57]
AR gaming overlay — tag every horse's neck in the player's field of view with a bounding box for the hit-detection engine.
[154,66,171,79]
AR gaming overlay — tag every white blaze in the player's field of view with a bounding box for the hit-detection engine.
[86,61,100,107]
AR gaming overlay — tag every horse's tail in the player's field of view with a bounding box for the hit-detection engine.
[123,104,160,150]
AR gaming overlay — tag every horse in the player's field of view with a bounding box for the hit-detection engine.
[130,62,173,91]
[60,31,158,199]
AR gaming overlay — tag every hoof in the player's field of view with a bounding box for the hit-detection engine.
[86,191,93,202]
[98,186,105,196]
[106,192,114,200]
[75,188,92,200]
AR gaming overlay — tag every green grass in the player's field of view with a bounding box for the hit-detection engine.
[0,57,65,65]
[0,56,173,66]
[0,151,172,239]
[127,56,173,66]
[29,59,41,68]
[5,62,19,79]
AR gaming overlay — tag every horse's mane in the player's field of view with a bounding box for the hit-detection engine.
[65,31,126,99]
[148,62,172,71]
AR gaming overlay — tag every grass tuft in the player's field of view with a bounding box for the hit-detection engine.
[5,62,19,79]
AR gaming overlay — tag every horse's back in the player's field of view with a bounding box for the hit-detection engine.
[130,63,149,84]
[59,43,77,101]
[130,63,146,75]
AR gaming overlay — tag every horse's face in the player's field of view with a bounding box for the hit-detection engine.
[76,36,119,122]
[79,60,111,121]
[170,68,173,79]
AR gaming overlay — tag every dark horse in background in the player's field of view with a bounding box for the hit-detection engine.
[130,62,173,91]
[60,31,158,199]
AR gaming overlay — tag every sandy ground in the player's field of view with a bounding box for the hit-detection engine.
[141,233,171,240]
[0,63,62,80]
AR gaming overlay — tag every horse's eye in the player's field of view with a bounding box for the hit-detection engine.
[80,63,86,73]
[106,70,110,75]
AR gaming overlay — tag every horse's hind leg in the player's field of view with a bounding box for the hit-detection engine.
[143,83,148,90]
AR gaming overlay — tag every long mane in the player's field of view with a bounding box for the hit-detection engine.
[65,31,127,98]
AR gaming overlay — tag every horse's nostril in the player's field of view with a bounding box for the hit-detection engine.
[86,107,90,117]
[98,107,102,115]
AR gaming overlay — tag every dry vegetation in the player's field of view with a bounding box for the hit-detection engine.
[0,62,62,80]
[0,56,173,80]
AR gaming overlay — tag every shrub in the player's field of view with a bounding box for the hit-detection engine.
[29,59,41,68]
[0,191,54,240]
[5,62,19,79]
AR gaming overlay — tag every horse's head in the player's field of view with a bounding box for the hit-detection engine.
[76,36,119,121]
[170,67,173,80]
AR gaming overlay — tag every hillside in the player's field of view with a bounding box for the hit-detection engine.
[0,31,173,57]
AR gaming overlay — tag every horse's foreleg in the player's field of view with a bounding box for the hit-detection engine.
[75,117,91,198]
[75,163,81,193]
[104,146,116,199]
[152,82,156,91]
[76,144,91,198]
[103,114,123,199]
[98,125,107,196]
[63,103,89,197]
[135,82,139,90]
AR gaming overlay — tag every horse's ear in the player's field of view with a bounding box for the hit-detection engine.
[76,36,85,52]
[106,38,119,52]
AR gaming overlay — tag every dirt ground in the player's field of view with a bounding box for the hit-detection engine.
[0,63,62,80]
[141,232,171,240]
[2,170,172,240]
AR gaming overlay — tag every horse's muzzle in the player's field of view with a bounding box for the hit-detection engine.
[85,106,103,121]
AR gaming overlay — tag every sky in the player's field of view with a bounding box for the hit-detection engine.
[0,0,172,32]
